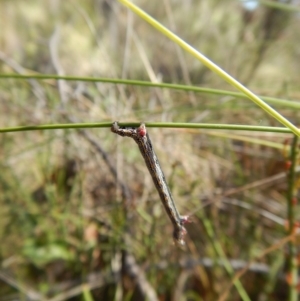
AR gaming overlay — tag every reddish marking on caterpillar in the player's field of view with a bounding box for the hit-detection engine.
[180,216,191,225]
[137,123,147,137]
[292,198,298,205]
[285,161,292,170]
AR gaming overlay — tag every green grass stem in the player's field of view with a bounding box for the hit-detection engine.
[286,135,299,301]
[117,0,300,137]
[1,73,300,109]
[0,122,294,134]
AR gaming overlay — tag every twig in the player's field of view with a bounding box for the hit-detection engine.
[49,27,69,106]
[223,166,300,197]
[49,26,131,204]
[47,270,119,301]
[0,270,47,301]
[163,0,197,106]
[49,37,157,300]
[179,257,270,274]
[0,51,46,118]
[122,251,159,301]
[76,125,132,203]
[220,198,285,226]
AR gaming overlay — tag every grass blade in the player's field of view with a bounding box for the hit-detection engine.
[117,0,300,137]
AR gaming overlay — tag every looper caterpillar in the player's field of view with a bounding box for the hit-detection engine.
[111,122,189,245]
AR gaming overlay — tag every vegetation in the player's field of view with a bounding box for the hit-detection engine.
[0,0,300,300]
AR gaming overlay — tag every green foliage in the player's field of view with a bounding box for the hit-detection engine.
[22,240,74,267]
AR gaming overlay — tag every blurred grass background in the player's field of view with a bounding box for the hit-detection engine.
[0,0,300,300]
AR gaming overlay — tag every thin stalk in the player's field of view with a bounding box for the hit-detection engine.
[200,214,251,301]
[1,73,300,109]
[286,135,299,301]
[117,0,300,137]
[0,122,294,134]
